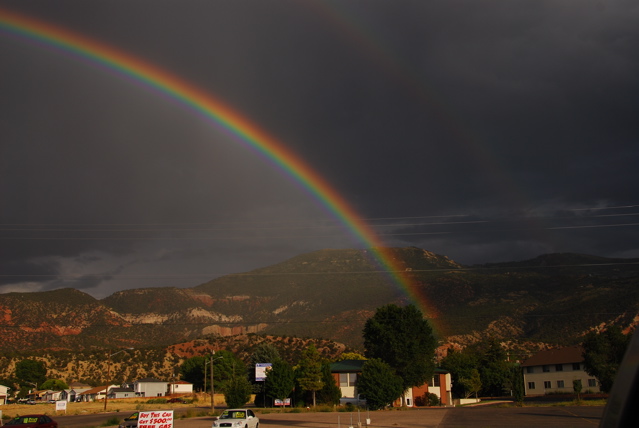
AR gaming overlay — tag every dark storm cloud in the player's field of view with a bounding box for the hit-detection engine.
[1,0,638,297]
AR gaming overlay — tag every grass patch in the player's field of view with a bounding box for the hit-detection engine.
[102,416,121,426]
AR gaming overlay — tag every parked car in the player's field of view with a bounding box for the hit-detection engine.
[4,415,58,428]
[212,409,259,428]
[118,412,139,428]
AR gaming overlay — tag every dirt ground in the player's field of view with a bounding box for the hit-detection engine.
[0,400,206,419]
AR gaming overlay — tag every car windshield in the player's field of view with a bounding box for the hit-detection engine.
[6,417,41,425]
[220,411,246,419]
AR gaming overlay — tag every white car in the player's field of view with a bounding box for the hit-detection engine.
[212,409,259,428]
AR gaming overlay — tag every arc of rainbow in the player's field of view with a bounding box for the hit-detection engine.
[0,7,442,331]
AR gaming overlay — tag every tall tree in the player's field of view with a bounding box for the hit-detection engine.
[316,363,341,405]
[251,343,281,367]
[296,344,324,407]
[356,358,404,410]
[363,304,437,405]
[476,339,510,397]
[224,374,253,409]
[440,348,479,399]
[40,379,69,391]
[582,325,631,393]
[250,342,282,403]
[508,365,525,406]
[458,369,482,399]
[179,356,206,391]
[265,359,295,406]
[15,359,47,388]
[212,350,247,394]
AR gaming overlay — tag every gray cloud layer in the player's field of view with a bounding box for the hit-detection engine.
[1,0,638,298]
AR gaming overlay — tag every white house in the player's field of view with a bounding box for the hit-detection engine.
[42,390,63,402]
[134,378,168,397]
[108,387,135,399]
[0,384,9,405]
[521,346,600,395]
[168,381,193,395]
[61,386,91,402]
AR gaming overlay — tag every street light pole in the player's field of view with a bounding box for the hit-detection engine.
[209,354,223,412]
[104,348,133,412]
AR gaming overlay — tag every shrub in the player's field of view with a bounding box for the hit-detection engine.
[103,417,120,426]
[427,393,440,407]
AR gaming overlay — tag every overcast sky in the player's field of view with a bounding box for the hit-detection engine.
[1,0,638,299]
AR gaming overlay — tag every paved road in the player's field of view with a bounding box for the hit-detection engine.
[438,406,603,427]
[54,406,604,428]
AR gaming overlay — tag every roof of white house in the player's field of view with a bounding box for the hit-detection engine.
[521,346,584,367]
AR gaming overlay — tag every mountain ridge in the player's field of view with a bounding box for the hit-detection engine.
[1,247,637,353]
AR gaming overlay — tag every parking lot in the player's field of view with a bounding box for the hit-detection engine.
[163,406,603,428]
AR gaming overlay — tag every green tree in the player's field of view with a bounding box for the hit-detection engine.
[296,344,324,407]
[458,368,482,399]
[337,352,366,361]
[0,377,18,393]
[250,343,282,404]
[15,359,47,388]
[251,343,281,367]
[509,365,524,406]
[265,359,295,405]
[179,356,206,391]
[357,359,403,410]
[212,350,247,394]
[316,363,341,405]
[440,348,479,398]
[474,339,510,396]
[363,304,437,405]
[573,379,583,403]
[224,374,253,409]
[582,325,631,393]
[40,379,69,391]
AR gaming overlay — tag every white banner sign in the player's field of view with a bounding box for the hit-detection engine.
[138,411,173,428]
[55,401,67,411]
[274,398,291,406]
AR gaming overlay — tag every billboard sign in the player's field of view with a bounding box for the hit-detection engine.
[255,363,272,381]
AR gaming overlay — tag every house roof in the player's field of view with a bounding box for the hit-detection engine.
[110,387,134,393]
[521,346,584,367]
[169,381,192,385]
[80,386,108,395]
[330,359,366,373]
[135,378,167,383]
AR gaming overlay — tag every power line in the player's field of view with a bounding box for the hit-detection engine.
[2,261,638,279]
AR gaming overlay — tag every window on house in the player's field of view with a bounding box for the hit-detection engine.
[573,363,580,370]
[339,373,357,387]
[542,365,550,372]
[433,375,440,387]
[557,380,565,388]
[339,373,348,387]
[528,382,535,390]
[526,367,533,374]
[544,381,551,389]
[588,379,597,388]
[555,364,563,371]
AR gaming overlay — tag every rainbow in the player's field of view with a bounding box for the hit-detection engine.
[0,7,443,333]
